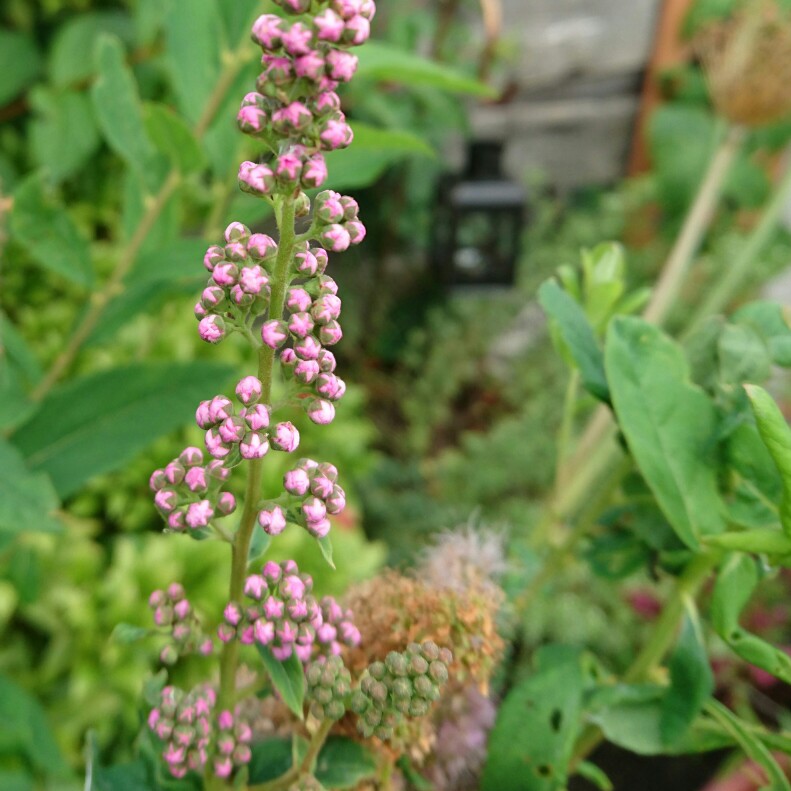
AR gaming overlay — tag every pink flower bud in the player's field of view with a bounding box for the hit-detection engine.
[235,376,262,406]
[310,473,334,499]
[318,461,338,480]
[314,248,329,274]
[315,190,345,223]
[286,287,313,313]
[346,220,366,245]
[186,500,214,529]
[155,488,178,513]
[184,466,208,493]
[295,51,326,82]
[332,0,363,19]
[239,161,274,196]
[254,619,275,645]
[243,403,271,431]
[280,348,297,369]
[280,0,311,12]
[195,400,213,429]
[225,222,251,244]
[238,265,269,295]
[230,284,253,307]
[259,56,294,88]
[216,492,237,516]
[306,517,332,538]
[302,496,327,523]
[261,320,288,349]
[206,460,230,481]
[314,91,342,116]
[263,561,283,582]
[212,261,240,286]
[217,623,236,643]
[198,315,226,343]
[319,118,354,150]
[270,422,300,453]
[272,101,313,134]
[319,320,343,346]
[319,224,351,252]
[233,744,252,765]
[199,639,214,656]
[164,461,185,485]
[360,0,376,20]
[305,398,335,426]
[219,416,246,444]
[326,485,346,515]
[179,446,204,467]
[294,335,322,360]
[316,372,346,401]
[196,301,210,318]
[214,757,233,779]
[149,589,166,608]
[209,396,233,423]
[288,312,315,339]
[251,14,283,49]
[244,574,266,600]
[318,348,337,372]
[271,644,292,661]
[204,245,224,272]
[164,743,186,766]
[311,294,342,324]
[344,14,370,45]
[294,358,320,383]
[315,9,345,41]
[205,429,232,459]
[240,431,270,459]
[149,469,167,491]
[284,467,311,496]
[340,194,359,219]
[237,104,267,135]
[167,509,186,531]
[301,154,327,189]
[281,22,313,55]
[201,285,225,309]
[326,49,358,82]
[174,599,191,620]
[224,602,242,626]
[294,249,318,276]
[247,234,277,261]
[258,505,286,535]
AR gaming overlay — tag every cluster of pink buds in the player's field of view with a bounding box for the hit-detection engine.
[282,458,346,538]
[148,684,251,780]
[218,560,360,662]
[197,376,301,462]
[237,0,374,199]
[196,222,276,344]
[149,583,213,664]
[313,189,366,252]
[149,447,236,533]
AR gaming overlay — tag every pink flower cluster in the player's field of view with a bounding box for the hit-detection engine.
[236,0,374,197]
[218,560,360,661]
[148,685,252,780]
[196,222,276,344]
[150,446,236,533]
[283,458,346,538]
[313,189,366,252]
[149,583,213,664]
[197,376,301,462]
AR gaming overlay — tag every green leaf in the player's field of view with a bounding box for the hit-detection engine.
[257,648,305,720]
[247,738,292,784]
[705,700,791,791]
[605,317,727,550]
[660,603,714,745]
[482,646,586,791]
[12,361,234,497]
[718,324,772,385]
[10,174,92,287]
[703,529,791,555]
[48,11,133,86]
[575,762,613,791]
[28,88,101,181]
[163,0,222,125]
[111,623,152,644]
[0,674,67,775]
[745,384,791,535]
[356,42,495,97]
[0,30,40,105]
[711,554,791,684]
[128,238,209,285]
[733,301,791,367]
[315,738,377,789]
[317,535,336,569]
[0,772,33,791]
[91,35,158,187]
[143,103,206,174]
[0,439,62,536]
[538,279,609,402]
[248,529,272,564]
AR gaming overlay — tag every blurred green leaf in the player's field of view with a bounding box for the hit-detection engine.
[13,361,234,497]
[357,42,496,97]
[111,623,152,644]
[0,439,61,535]
[575,762,613,791]
[0,772,33,791]
[538,279,609,402]
[48,11,132,86]
[91,35,158,188]
[28,88,100,181]
[315,738,377,789]
[482,646,585,791]
[606,317,727,549]
[704,529,791,555]
[317,535,335,569]
[10,174,92,287]
[121,168,181,252]
[718,324,771,385]
[660,603,714,745]
[128,238,209,285]
[0,30,40,105]
[0,674,67,775]
[257,648,305,720]
[143,103,206,174]
[163,0,222,125]
[247,738,292,784]
[734,301,791,367]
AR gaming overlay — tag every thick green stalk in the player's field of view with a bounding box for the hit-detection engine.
[208,198,297,791]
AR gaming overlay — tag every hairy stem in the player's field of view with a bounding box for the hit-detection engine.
[31,28,257,403]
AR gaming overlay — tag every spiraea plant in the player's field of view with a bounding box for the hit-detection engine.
[137,2,455,788]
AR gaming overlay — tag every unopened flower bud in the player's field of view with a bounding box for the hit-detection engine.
[258,505,287,535]
[284,467,311,496]
[319,224,351,252]
[216,492,237,516]
[243,403,271,431]
[270,422,300,453]
[319,320,343,346]
[236,376,262,406]
[294,358,320,384]
[248,234,277,261]
[261,320,288,349]
[240,431,269,460]
[199,315,226,344]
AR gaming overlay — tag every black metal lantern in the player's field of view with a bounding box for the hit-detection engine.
[432,140,527,289]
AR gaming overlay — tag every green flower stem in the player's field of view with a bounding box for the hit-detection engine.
[248,719,334,791]
[31,21,259,404]
[568,552,720,773]
[208,197,297,791]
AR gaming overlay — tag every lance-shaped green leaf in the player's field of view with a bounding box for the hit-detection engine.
[538,279,609,402]
[12,361,234,497]
[660,601,714,745]
[10,175,93,287]
[315,738,377,789]
[143,103,206,174]
[745,384,791,535]
[257,648,305,720]
[91,35,159,188]
[711,553,791,683]
[482,646,586,791]
[605,317,726,549]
